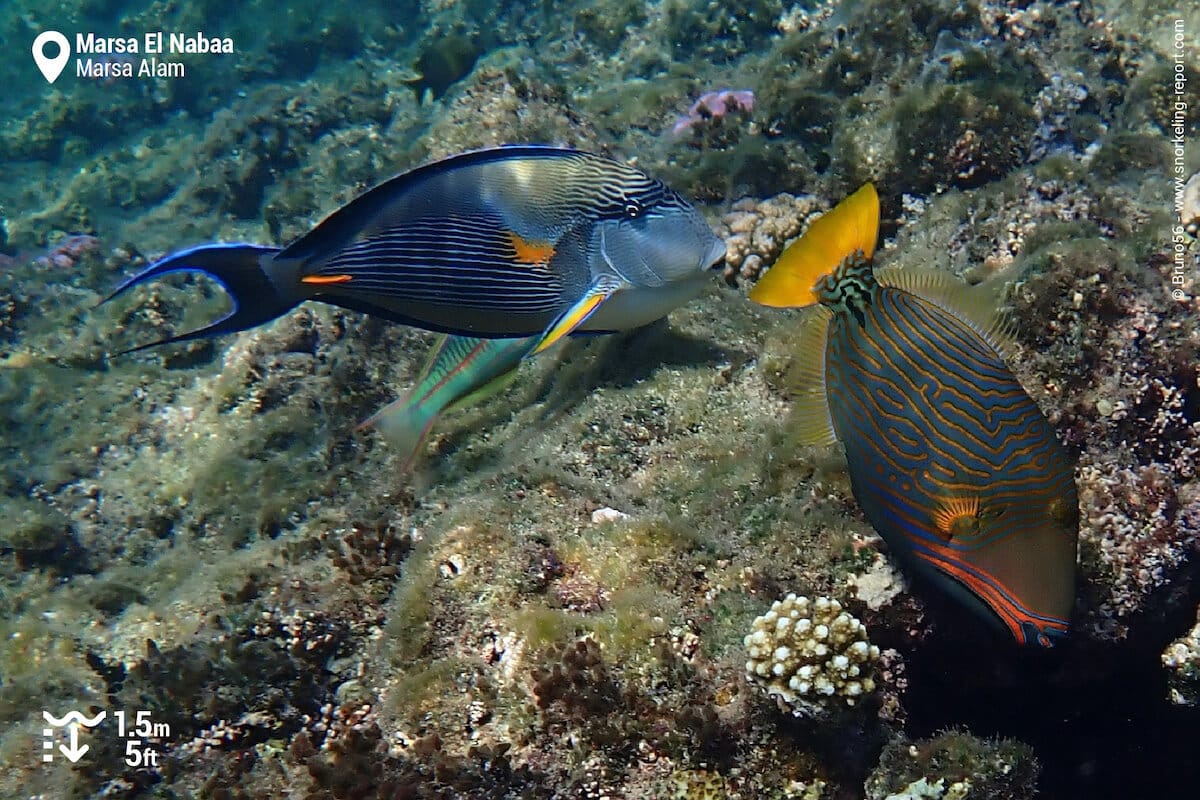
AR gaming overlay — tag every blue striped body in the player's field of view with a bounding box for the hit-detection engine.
[287,146,725,337]
[826,284,1078,645]
[101,146,725,353]
[748,184,1078,647]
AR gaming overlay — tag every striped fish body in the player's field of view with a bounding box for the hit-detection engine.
[825,283,1078,646]
[287,147,680,335]
[749,184,1078,647]
[103,146,724,354]
[288,146,724,339]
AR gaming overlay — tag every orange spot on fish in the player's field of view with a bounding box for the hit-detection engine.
[301,274,354,285]
[507,231,556,269]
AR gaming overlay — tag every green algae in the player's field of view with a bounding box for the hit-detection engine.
[894,83,1037,193]
[1091,132,1172,180]
[0,611,96,725]
[508,604,579,651]
[384,535,442,665]
[573,0,646,52]
[0,0,1194,795]
[383,657,470,726]
[662,0,783,60]
[1019,220,1106,260]
[0,496,77,564]
[866,730,1039,800]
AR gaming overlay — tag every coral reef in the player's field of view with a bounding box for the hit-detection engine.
[715,193,827,285]
[1076,462,1199,639]
[0,0,1197,797]
[744,594,880,716]
[32,233,101,270]
[1005,190,1199,641]
[0,496,85,574]
[1164,606,1200,707]
[531,637,619,717]
[411,61,605,163]
[672,89,757,138]
[864,731,1039,800]
[895,84,1037,193]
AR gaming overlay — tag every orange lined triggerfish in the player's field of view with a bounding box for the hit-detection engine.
[750,184,1078,647]
[102,145,726,355]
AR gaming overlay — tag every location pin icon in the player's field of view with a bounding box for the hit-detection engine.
[33,31,70,84]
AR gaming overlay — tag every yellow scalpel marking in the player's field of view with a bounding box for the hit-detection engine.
[532,292,607,355]
[301,274,354,285]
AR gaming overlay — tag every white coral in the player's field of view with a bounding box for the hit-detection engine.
[744,593,881,714]
[717,193,827,282]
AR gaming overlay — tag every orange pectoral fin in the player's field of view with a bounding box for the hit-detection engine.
[749,183,880,308]
[301,274,354,285]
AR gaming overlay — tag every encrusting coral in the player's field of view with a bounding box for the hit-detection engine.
[744,593,880,716]
[864,730,1040,800]
[1163,606,1200,707]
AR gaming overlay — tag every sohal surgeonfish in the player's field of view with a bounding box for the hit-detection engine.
[102,145,726,355]
[750,184,1078,647]
[358,334,535,468]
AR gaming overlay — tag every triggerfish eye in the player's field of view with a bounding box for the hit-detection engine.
[749,184,1078,647]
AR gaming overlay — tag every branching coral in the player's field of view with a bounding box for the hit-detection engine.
[714,193,826,285]
[744,594,880,716]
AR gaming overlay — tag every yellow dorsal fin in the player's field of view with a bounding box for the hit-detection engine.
[875,266,1017,359]
[749,183,880,308]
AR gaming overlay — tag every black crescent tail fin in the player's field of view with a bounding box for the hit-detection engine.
[99,243,295,354]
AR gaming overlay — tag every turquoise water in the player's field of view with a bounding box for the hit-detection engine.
[1,1,1198,797]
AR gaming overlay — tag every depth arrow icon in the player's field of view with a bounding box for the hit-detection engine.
[59,724,89,763]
